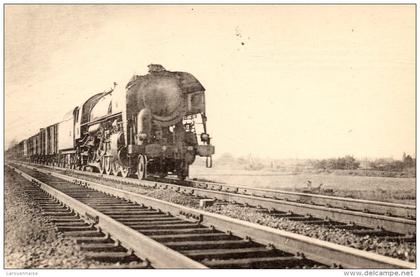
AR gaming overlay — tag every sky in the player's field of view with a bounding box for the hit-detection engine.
[5,5,415,159]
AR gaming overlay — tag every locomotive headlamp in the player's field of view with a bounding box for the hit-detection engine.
[200,133,210,142]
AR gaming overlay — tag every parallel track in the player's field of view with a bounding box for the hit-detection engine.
[8,163,416,269]
[20,162,415,235]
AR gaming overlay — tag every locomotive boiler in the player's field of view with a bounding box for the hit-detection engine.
[10,64,215,180]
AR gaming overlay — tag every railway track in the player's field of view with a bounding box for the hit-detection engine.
[19,162,415,235]
[7,163,415,269]
[7,173,150,268]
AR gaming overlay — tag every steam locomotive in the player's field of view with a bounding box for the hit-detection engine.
[8,64,215,180]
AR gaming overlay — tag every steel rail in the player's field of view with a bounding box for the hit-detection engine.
[8,164,207,269]
[189,180,416,219]
[30,161,416,219]
[20,162,415,234]
[14,163,415,269]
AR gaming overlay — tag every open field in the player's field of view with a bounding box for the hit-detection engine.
[189,166,416,204]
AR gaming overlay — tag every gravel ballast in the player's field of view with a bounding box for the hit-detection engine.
[5,168,134,269]
[67,171,416,263]
[16,165,416,264]
[4,168,91,268]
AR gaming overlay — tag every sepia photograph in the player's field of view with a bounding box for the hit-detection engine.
[3,2,416,273]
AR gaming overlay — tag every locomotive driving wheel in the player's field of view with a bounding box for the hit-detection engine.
[137,155,147,180]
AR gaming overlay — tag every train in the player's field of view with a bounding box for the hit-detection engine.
[7,64,215,180]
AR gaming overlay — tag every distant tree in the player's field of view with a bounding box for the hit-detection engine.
[369,153,415,173]
[313,159,327,170]
[312,156,359,170]
[326,158,337,169]
[403,153,415,168]
[343,155,360,170]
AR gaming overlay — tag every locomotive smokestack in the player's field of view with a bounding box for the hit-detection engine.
[148,64,166,73]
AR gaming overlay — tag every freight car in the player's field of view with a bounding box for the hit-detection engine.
[8,65,215,180]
